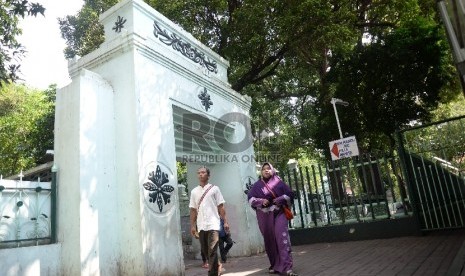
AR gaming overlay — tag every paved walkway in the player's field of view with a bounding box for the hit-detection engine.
[185,230,465,276]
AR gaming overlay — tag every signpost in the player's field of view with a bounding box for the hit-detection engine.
[329,136,359,161]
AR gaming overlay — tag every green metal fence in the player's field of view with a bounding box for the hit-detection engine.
[282,154,411,229]
[397,115,465,231]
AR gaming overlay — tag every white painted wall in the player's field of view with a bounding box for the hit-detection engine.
[55,69,122,275]
[0,244,61,276]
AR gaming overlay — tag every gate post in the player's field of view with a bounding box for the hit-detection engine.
[395,129,422,233]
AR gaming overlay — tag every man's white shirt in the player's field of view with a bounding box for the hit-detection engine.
[189,183,225,231]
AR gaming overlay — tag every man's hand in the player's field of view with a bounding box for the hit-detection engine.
[223,221,230,233]
[191,225,198,238]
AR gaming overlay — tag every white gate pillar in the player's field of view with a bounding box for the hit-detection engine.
[55,0,263,275]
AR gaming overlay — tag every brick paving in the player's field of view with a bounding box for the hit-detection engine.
[185,230,465,276]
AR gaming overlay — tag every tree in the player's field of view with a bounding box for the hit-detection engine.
[315,17,460,156]
[60,0,356,95]
[59,0,461,161]
[0,0,45,86]
[59,0,117,58]
[0,83,54,177]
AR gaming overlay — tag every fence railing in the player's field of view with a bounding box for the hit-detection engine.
[282,154,412,229]
[0,172,56,248]
[397,115,465,231]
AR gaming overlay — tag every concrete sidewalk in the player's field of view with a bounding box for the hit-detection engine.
[185,230,465,276]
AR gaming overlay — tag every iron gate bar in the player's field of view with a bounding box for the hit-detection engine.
[311,166,323,220]
[420,157,441,229]
[359,158,376,220]
[382,157,398,217]
[367,157,383,211]
[318,164,332,224]
[440,162,459,226]
[396,130,423,228]
[398,115,465,134]
[433,163,452,227]
[349,159,363,218]
[302,166,315,227]
[298,166,310,218]
[345,159,361,222]
[415,163,434,229]
[350,159,366,220]
[307,166,320,227]
[0,237,51,243]
[451,167,464,227]
[427,164,446,228]
[339,162,351,220]
[328,161,344,222]
[285,172,294,228]
[371,157,390,218]
[292,168,305,228]
[454,171,465,221]
[382,158,397,203]
[408,152,429,228]
[389,157,409,216]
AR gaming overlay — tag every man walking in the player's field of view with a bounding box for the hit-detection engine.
[190,166,229,276]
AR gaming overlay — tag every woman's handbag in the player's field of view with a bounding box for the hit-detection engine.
[282,206,294,220]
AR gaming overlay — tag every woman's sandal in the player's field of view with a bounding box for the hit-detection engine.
[268,266,275,274]
[285,270,298,276]
[201,263,209,269]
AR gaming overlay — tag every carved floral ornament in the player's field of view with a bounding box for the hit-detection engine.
[153,21,218,74]
[243,176,255,195]
[143,163,175,213]
[198,88,213,111]
[112,15,127,33]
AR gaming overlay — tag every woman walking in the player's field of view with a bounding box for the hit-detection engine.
[247,162,298,276]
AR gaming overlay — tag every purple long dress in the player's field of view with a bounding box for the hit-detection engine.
[248,163,294,274]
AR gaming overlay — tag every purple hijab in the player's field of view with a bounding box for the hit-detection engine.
[248,162,294,203]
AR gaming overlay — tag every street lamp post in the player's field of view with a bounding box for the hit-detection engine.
[330,98,349,139]
[438,0,465,95]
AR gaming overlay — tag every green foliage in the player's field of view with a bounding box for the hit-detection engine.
[0,0,45,86]
[58,0,462,163]
[59,0,118,59]
[0,83,55,177]
[315,17,460,156]
[419,95,465,172]
[432,94,465,120]
[176,161,187,193]
[176,161,187,184]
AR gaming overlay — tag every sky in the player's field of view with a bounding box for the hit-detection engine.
[18,0,84,90]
